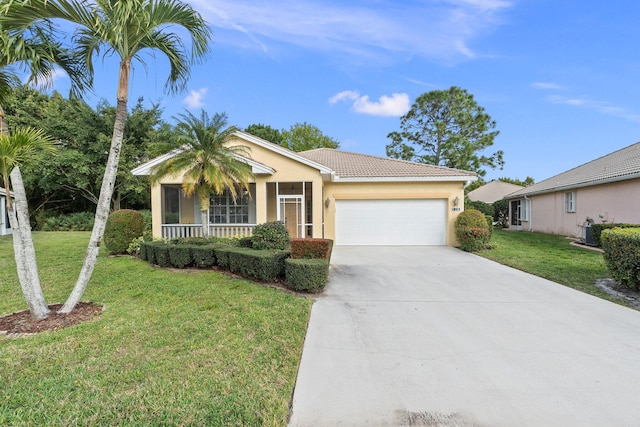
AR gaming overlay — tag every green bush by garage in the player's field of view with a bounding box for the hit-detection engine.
[601,227,640,290]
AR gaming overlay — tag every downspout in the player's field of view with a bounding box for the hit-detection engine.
[524,195,532,231]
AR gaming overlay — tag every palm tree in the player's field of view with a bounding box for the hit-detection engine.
[150,111,255,237]
[0,24,89,319]
[0,0,211,313]
[0,128,56,319]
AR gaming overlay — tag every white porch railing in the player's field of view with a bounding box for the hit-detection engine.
[161,224,255,239]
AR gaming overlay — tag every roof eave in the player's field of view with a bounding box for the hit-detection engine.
[332,175,478,183]
[506,172,640,199]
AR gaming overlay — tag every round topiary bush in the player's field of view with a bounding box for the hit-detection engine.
[251,221,290,250]
[104,209,145,255]
[455,209,490,252]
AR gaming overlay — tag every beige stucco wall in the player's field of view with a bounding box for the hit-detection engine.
[511,178,640,236]
[322,180,466,246]
[150,136,326,238]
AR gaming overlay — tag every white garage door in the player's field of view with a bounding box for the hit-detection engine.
[335,199,447,246]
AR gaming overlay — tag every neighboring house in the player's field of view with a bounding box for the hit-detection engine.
[506,141,640,237]
[467,180,524,204]
[132,131,477,246]
[0,188,12,236]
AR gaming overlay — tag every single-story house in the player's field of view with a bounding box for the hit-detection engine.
[467,180,524,204]
[0,188,12,236]
[132,131,477,246]
[506,141,640,237]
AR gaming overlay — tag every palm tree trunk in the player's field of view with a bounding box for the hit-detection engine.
[201,209,209,237]
[60,59,130,314]
[9,166,49,319]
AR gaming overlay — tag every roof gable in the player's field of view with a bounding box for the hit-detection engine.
[299,148,477,182]
[509,141,640,198]
[132,130,332,176]
[468,181,524,203]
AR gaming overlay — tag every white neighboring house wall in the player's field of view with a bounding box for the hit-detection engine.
[0,188,12,236]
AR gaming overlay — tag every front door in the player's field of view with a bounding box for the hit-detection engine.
[278,196,304,238]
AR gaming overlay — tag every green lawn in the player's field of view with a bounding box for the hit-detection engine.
[479,228,618,303]
[0,232,312,426]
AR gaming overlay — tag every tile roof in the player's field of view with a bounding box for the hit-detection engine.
[298,148,477,180]
[468,181,524,204]
[508,141,640,198]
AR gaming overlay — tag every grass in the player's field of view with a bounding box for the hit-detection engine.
[0,232,313,426]
[478,228,618,303]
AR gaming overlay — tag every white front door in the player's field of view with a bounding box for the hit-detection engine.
[278,196,305,238]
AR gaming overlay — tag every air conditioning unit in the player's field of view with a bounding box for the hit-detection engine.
[583,225,595,246]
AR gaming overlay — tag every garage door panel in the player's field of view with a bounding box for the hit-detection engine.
[335,199,446,246]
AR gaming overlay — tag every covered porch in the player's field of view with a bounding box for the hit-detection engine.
[156,181,322,240]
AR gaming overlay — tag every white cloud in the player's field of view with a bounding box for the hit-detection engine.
[183,87,208,109]
[330,90,410,117]
[188,0,513,64]
[24,67,68,88]
[329,90,360,104]
[548,95,640,123]
[531,82,564,90]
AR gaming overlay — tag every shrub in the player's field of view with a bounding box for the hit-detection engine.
[214,247,233,270]
[251,221,290,250]
[492,199,509,228]
[285,258,330,293]
[457,227,491,252]
[485,215,494,239]
[191,245,217,268]
[127,236,145,256]
[466,200,495,218]
[238,236,254,248]
[228,248,289,281]
[41,212,95,231]
[592,223,640,247]
[139,241,150,261]
[455,209,490,252]
[290,238,332,260]
[154,244,172,268]
[169,245,194,269]
[104,209,145,255]
[601,228,640,290]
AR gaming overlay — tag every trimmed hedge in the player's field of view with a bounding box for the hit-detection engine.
[285,258,330,293]
[601,228,640,290]
[228,248,289,281]
[104,209,145,254]
[154,244,172,268]
[592,223,640,247]
[214,247,233,270]
[169,245,195,269]
[191,245,217,268]
[290,238,333,260]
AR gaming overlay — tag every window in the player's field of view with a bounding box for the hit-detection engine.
[565,191,576,213]
[210,190,250,224]
[163,186,180,224]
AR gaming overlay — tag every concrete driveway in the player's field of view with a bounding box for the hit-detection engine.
[288,246,640,427]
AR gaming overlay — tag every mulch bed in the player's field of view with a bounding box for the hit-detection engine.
[0,302,103,335]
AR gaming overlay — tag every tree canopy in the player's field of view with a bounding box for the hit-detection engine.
[281,122,339,152]
[244,123,284,145]
[386,86,503,177]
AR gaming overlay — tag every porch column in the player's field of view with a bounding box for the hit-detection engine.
[151,183,162,238]
[312,180,323,238]
[255,180,267,225]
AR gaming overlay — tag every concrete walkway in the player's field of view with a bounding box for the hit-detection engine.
[288,246,640,427]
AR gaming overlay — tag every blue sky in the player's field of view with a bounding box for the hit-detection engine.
[49,0,640,182]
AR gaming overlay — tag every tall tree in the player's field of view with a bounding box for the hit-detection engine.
[386,86,504,177]
[245,123,284,145]
[0,23,88,319]
[1,0,211,313]
[281,122,340,152]
[499,176,535,187]
[150,110,254,237]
